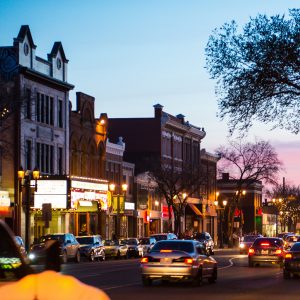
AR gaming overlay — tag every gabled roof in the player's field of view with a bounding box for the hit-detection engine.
[14,25,36,49]
[48,42,69,62]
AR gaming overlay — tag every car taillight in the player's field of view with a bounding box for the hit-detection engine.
[184,258,193,265]
[275,249,282,255]
[160,250,172,253]
[285,253,292,259]
[141,257,149,263]
[248,248,255,255]
[261,243,270,247]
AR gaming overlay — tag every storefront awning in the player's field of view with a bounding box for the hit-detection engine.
[188,203,202,216]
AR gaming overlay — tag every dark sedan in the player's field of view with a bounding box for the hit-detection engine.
[76,235,105,262]
[283,242,300,279]
[248,237,285,267]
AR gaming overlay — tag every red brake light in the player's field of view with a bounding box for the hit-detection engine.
[285,253,292,259]
[184,258,193,265]
[261,243,270,246]
[141,257,148,263]
[248,248,254,254]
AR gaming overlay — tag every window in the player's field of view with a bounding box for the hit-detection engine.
[25,89,31,119]
[36,142,54,174]
[25,140,32,170]
[58,99,63,128]
[36,92,55,126]
[58,147,63,175]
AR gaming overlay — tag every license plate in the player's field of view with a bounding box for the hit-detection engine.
[261,250,268,255]
[160,258,172,264]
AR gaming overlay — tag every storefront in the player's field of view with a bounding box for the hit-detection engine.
[31,176,108,243]
[0,191,13,229]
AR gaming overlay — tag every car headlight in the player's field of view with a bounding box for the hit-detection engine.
[240,243,245,249]
[28,253,35,260]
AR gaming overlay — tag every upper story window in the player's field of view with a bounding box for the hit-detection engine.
[58,99,63,128]
[25,88,31,119]
[36,92,54,126]
[23,43,29,56]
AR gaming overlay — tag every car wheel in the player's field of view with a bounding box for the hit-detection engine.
[208,266,217,284]
[126,251,130,259]
[74,250,80,263]
[89,251,95,262]
[283,270,291,280]
[116,251,121,260]
[61,251,68,264]
[142,276,152,286]
[193,267,203,286]
[100,251,105,261]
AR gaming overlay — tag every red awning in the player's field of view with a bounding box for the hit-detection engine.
[188,203,202,216]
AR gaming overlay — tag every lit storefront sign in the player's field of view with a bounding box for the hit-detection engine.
[0,191,10,207]
[34,180,67,209]
[125,202,135,210]
[71,180,108,192]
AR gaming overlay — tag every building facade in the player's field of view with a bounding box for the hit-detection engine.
[0,26,73,244]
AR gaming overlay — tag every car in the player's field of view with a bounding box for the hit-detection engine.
[283,235,300,250]
[140,239,217,286]
[193,232,214,255]
[138,237,157,257]
[103,239,127,259]
[119,238,140,258]
[248,237,285,267]
[283,242,300,279]
[76,235,105,262]
[278,232,294,239]
[239,235,262,254]
[28,233,81,264]
[150,233,178,241]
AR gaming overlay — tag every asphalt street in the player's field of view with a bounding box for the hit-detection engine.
[43,249,300,300]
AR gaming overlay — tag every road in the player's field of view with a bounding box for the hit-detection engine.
[54,249,300,300]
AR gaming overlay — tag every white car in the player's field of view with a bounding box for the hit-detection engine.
[138,237,156,256]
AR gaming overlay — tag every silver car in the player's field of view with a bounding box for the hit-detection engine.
[140,240,217,286]
[138,237,156,257]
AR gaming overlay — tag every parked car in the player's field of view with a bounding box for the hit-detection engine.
[193,232,214,255]
[248,237,285,267]
[138,237,157,256]
[103,239,127,259]
[119,238,140,258]
[239,235,262,254]
[140,240,217,286]
[76,235,105,261]
[283,235,300,250]
[28,233,81,264]
[283,242,300,279]
[150,233,178,241]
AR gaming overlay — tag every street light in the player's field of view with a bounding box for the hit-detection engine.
[109,182,127,239]
[214,196,227,249]
[18,166,40,251]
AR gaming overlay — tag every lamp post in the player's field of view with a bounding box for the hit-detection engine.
[214,197,227,249]
[109,183,127,239]
[18,166,40,251]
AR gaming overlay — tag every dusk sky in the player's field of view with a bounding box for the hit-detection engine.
[1,0,299,186]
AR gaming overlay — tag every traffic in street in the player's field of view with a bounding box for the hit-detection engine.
[53,249,300,300]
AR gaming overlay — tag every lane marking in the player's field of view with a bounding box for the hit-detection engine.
[219,257,236,270]
[102,282,140,291]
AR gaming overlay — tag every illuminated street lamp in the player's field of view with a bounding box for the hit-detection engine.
[18,166,40,251]
[214,194,228,249]
[109,183,127,238]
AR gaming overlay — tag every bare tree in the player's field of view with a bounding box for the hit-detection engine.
[205,9,300,135]
[149,163,205,237]
[216,139,283,244]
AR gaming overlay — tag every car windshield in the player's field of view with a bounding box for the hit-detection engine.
[151,235,167,241]
[291,243,300,251]
[104,240,118,246]
[253,238,282,247]
[196,233,206,240]
[139,238,150,245]
[76,237,94,244]
[39,235,64,244]
[151,241,194,253]
[243,236,259,242]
